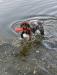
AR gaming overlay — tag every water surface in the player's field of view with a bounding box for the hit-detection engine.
[0,0,57,75]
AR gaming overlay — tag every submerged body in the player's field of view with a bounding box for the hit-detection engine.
[15,20,44,40]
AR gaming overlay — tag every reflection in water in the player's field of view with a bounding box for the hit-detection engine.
[18,34,43,57]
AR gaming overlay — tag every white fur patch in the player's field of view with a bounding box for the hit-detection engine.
[23,33,29,40]
[35,30,40,34]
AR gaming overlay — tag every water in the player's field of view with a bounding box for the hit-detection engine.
[0,0,57,75]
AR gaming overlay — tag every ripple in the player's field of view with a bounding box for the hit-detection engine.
[43,40,57,51]
[10,16,56,36]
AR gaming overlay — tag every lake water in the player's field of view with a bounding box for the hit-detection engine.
[0,0,57,75]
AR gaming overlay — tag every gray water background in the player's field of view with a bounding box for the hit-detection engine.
[0,0,57,75]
